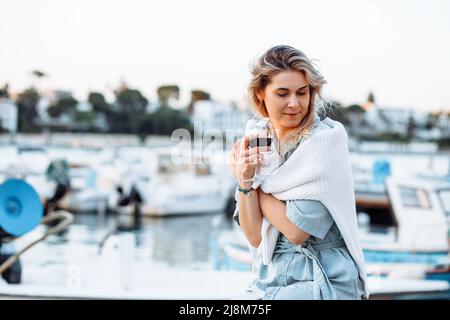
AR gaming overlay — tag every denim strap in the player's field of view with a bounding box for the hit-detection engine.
[274,239,346,299]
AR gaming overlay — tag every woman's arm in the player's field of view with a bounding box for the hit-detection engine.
[236,188,263,248]
[258,190,311,245]
[230,136,269,248]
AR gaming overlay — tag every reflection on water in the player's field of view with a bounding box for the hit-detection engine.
[71,212,234,270]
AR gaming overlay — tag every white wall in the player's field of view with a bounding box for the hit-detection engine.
[0,98,18,132]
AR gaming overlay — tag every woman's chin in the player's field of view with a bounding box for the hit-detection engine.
[281,118,303,128]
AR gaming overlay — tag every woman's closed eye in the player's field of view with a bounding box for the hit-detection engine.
[276,92,306,97]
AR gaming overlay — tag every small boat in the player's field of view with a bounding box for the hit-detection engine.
[116,147,235,217]
[361,176,449,259]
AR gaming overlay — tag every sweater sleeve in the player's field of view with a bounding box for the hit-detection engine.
[285,199,334,240]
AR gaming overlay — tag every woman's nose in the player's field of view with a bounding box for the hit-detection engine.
[287,95,300,107]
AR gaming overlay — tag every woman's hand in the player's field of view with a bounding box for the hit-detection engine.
[230,136,269,189]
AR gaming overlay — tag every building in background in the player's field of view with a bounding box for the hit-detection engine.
[191,100,252,135]
[0,97,18,133]
[365,106,414,135]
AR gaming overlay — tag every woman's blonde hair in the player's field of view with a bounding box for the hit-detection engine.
[248,45,327,145]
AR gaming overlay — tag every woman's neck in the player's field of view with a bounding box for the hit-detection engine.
[273,126,295,142]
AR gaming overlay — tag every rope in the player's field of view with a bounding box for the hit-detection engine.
[0,210,74,275]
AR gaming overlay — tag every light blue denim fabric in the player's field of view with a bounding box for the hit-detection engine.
[234,199,365,300]
[233,116,365,300]
[253,200,365,300]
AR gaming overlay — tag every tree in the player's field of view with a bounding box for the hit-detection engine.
[157,85,180,107]
[150,106,193,135]
[114,86,148,112]
[88,92,109,113]
[367,91,375,104]
[107,111,132,133]
[0,83,9,98]
[16,87,41,132]
[109,84,149,133]
[347,104,366,113]
[187,89,211,114]
[73,110,96,130]
[47,96,78,118]
[31,70,47,79]
[407,114,416,137]
[425,113,437,130]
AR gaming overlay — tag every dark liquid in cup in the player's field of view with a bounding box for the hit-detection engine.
[249,137,272,148]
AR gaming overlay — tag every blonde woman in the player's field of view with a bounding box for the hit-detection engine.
[230,45,368,300]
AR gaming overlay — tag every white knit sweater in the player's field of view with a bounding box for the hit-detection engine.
[251,117,369,298]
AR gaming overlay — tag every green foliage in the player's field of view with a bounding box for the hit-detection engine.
[47,96,78,118]
[74,110,96,126]
[0,83,9,97]
[367,92,375,104]
[106,111,133,133]
[114,86,148,111]
[347,104,366,113]
[150,106,192,135]
[157,85,180,107]
[88,92,109,113]
[437,138,450,150]
[14,79,193,137]
[360,132,412,143]
[137,113,153,134]
[106,84,191,136]
[187,89,211,113]
[31,70,47,79]
[16,87,41,132]
[191,90,210,101]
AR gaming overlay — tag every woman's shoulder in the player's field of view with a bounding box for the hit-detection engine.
[310,116,348,145]
[311,114,341,131]
[311,117,328,133]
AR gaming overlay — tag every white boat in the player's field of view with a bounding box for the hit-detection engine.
[0,145,118,216]
[0,143,236,217]
[361,176,449,256]
[360,176,450,287]
[0,145,56,205]
[351,152,450,213]
[118,147,235,217]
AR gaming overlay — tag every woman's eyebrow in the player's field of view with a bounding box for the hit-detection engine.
[275,85,308,91]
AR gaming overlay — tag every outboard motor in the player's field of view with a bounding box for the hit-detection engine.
[44,159,71,216]
[116,184,143,231]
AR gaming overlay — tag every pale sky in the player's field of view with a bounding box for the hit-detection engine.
[1,0,450,111]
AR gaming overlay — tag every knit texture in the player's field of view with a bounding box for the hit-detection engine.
[253,117,369,298]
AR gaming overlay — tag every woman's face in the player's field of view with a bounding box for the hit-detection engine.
[259,70,311,137]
